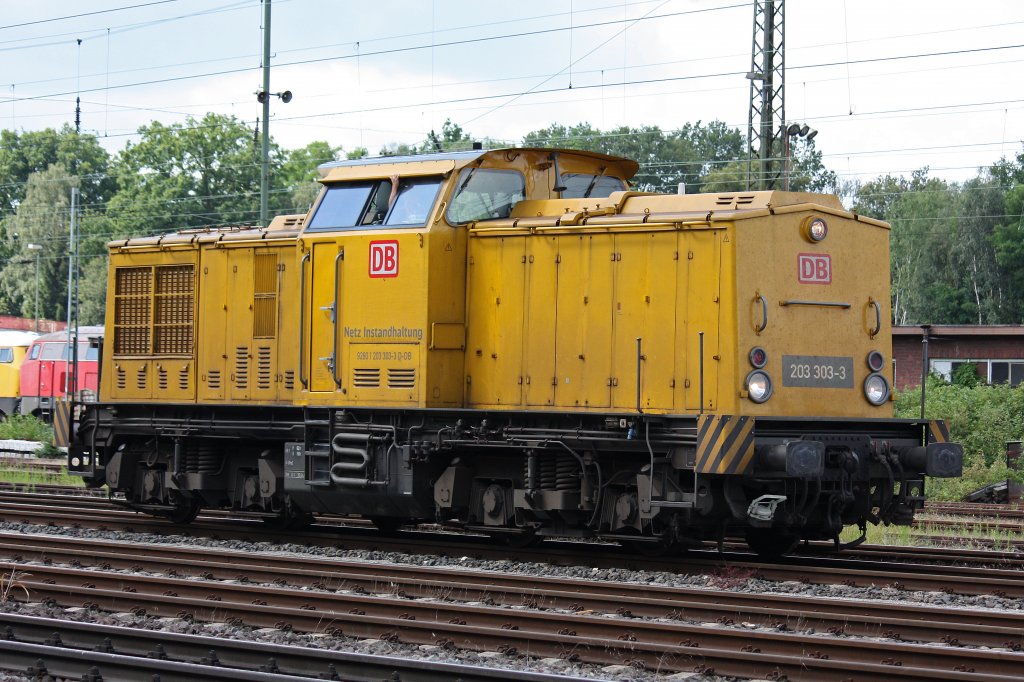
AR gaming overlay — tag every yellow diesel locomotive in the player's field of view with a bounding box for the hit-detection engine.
[70,147,962,555]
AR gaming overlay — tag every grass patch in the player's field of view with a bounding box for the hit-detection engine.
[840,515,1021,550]
[0,414,53,445]
[0,465,83,487]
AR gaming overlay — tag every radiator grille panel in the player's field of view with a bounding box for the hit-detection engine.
[113,264,195,356]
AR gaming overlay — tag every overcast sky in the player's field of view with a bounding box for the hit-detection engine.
[1,0,1022,187]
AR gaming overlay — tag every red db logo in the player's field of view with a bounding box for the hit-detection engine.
[798,253,831,284]
[369,240,399,278]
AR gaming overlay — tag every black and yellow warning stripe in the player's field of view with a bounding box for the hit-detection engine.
[928,420,951,444]
[696,414,756,475]
[53,398,72,448]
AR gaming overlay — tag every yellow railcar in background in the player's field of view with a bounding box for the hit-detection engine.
[0,330,38,419]
[70,148,962,555]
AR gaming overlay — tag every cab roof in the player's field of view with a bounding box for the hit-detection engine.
[317,147,640,182]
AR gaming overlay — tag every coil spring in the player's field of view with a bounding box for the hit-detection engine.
[523,452,577,491]
[184,443,221,474]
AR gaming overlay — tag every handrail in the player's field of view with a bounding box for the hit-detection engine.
[755,293,768,334]
[868,297,881,337]
[299,252,310,389]
[332,248,345,387]
[779,300,851,309]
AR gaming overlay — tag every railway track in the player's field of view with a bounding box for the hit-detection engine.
[1,490,1023,679]
[0,490,1022,595]
[0,531,1020,650]
[0,612,577,682]
[1,531,1021,681]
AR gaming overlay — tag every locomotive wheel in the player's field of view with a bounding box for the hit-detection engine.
[619,536,684,558]
[370,516,406,534]
[163,499,202,524]
[262,502,313,530]
[744,529,800,559]
[490,529,543,549]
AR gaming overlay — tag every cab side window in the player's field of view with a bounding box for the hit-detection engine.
[40,343,64,360]
[385,177,443,226]
[446,169,525,224]
[29,344,40,360]
[560,173,625,199]
[0,348,12,363]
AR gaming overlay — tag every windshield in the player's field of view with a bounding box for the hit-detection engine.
[447,168,525,224]
[306,176,443,231]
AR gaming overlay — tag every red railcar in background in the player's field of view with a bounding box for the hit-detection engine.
[19,327,103,420]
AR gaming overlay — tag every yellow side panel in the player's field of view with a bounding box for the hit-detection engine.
[198,249,228,401]
[611,232,677,410]
[154,358,193,401]
[227,249,254,402]
[523,236,558,406]
[679,229,722,411]
[276,248,299,400]
[251,251,281,402]
[466,237,525,407]
[0,348,22,398]
[554,235,612,408]
[347,344,419,403]
[106,251,198,403]
[309,241,342,394]
[113,359,153,400]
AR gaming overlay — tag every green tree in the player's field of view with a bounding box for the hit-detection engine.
[0,165,77,321]
[106,113,272,235]
[0,126,113,215]
[522,121,750,193]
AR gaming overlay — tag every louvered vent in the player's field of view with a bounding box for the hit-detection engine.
[208,370,222,389]
[256,346,272,390]
[115,367,126,390]
[388,368,415,389]
[714,194,757,208]
[234,347,249,389]
[136,365,148,391]
[253,253,277,339]
[353,368,381,388]
[283,371,295,391]
[178,365,190,391]
[157,366,168,390]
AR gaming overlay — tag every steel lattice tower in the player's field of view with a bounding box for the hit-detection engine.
[746,0,785,190]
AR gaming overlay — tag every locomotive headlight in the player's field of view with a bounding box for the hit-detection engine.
[803,216,829,242]
[745,370,773,403]
[867,351,885,373]
[864,373,889,405]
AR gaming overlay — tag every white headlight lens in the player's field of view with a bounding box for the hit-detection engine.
[746,370,773,403]
[864,373,889,405]
[808,217,828,241]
